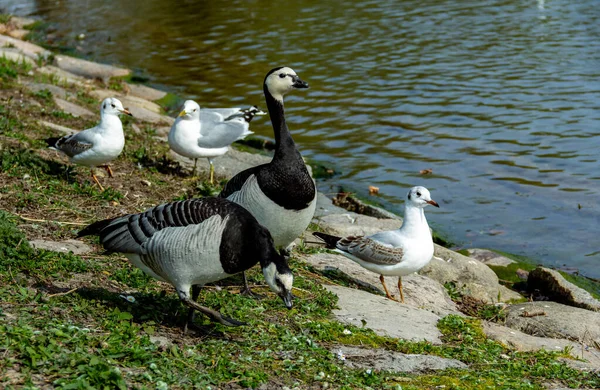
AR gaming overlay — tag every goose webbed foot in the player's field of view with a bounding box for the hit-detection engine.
[181,285,245,328]
[239,272,265,299]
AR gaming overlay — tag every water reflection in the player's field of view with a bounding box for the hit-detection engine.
[3,0,600,276]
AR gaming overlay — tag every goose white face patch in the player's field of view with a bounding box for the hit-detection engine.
[263,262,279,292]
[265,67,297,102]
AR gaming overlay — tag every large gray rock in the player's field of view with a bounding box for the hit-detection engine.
[528,267,600,312]
[332,345,467,373]
[53,55,130,80]
[324,284,443,344]
[23,81,71,100]
[125,83,167,101]
[466,248,516,267]
[483,321,600,371]
[30,239,92,255]
[127,105,173,125]
[505,301,600,346]
[314,213,401,237]
[299,252,460,316]
[53,97,95,118]
[420,246,503,303]
[0,48,37,67]
[0,34,51,60]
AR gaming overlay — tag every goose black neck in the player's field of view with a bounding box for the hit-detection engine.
[264,84,296,157]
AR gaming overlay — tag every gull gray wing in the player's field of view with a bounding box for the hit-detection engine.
[337,236,404,265]
[197,119,252,149]
[52,131,94,158]
[202,108,241,119]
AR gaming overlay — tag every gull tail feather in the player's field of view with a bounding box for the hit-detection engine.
[313,232,342,249]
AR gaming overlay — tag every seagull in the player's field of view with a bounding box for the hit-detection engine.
[168,100,265,183]
[77,197,294,329]
[45,97,132,191]
[313,186,439,303]
[219,67,316,296]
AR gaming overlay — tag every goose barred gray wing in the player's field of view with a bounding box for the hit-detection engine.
[77,198,237,254]
[336,236,405,266]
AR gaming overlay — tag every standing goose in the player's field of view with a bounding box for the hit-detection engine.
[77,197,294,328]
[168,100,265,183]
[46,97,132,191]
[219,67,316,295]
[313,186,439,303]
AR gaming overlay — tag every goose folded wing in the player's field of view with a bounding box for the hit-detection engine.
[337,236,404,265]
[90,199,232,254]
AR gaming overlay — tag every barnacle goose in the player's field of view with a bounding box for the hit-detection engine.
[219,67,317,295]
[78,197,294,328]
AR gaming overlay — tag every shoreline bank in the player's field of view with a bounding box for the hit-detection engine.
[3,14,600,389]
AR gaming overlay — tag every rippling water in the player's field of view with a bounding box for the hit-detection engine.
[5,0,600,276]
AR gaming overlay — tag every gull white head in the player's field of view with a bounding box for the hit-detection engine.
[262,252,294,309]
[101,97,132,117]
[177,100,201,121]
[407,186,439,208]
[264,66,309,102]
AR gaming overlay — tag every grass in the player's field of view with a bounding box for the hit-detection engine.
[0,53,599,389]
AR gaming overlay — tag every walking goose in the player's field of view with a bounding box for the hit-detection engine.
[168,100,265,183]
[77,197,294,328]
[314,186,439,303]
[46,97,132,191]
[219,67,316,295]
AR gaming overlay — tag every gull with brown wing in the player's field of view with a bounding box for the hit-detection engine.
[313,186,439,303]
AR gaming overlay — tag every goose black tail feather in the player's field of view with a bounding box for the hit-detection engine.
[46,137,61,148]
[312,232,342,249]
[77,217,118,238]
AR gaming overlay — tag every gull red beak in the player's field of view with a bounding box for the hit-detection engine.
[426,199,440,208]
[119,108,133,117]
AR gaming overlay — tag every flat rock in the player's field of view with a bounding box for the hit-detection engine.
[54,54,130,80]
[53,97,95,118]
[420,246,503,303]
[466,248,516,267]
[30,239,92,255]
[332,345,467,373]
[40,120,77,135]
[483,321,600,371]
[299,252,460,316]
[0,48,37,67]
[0,35,51,60]
[7,29,29,40]
[528,267,600,312]
[23,81,71,100]
[313,192,348,218]
[169,147,271,181]
[127,105,173,125]
[505,301,600,346]
[324,284,443,344]
[10,17,37,29]
[36,65,90,86]
[125,83,167,101]
[314,212,401,237]
[498,284,525,302]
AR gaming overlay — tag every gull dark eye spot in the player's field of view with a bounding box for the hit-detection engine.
[111,103,116,108]
[279,73,286,79]
[416,192,421,197]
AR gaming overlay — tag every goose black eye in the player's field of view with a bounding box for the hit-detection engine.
[416,192,421,197]
[111,103,115,108]
[279,73,286,79]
